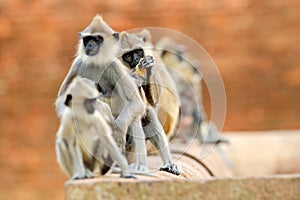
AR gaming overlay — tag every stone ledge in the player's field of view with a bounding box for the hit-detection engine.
[65,174,300,200]
[64,132,300,199]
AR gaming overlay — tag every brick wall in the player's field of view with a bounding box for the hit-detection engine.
[0,0,299,199]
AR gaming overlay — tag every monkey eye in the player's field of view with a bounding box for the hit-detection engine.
[123,54,132,61]
[135,49,144,57]
[83,35,103,45]
[94,35,103,43]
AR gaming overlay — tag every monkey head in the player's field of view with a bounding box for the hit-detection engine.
[77,15,120,62]
[156,37,187,64]
[119,29,153,69]
[64,77,99,114]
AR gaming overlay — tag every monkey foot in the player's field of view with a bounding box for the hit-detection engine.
[121,172,137,179]
[128,163,149,172]
[127,163,155,176]
[160,163,182,176]
[71,169,94,180]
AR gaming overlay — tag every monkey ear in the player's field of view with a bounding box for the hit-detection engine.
[65,94,73,107]
[138,29,152,43]
[112,32,119,41]
[95,82,103,93]
[177,45,187,54]
[120,31,128,41]
[78,32,83,39]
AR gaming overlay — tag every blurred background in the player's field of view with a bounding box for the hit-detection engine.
[0,0,299,199]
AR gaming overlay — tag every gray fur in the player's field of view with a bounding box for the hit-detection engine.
[55,15,149,174]
[55,77,133,179]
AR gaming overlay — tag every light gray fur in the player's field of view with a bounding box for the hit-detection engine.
[55,77,132,179]
[119,30,182,175]
[55,15,149,173]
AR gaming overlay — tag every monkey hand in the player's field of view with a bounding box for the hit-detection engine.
[113,124,127,152]
[130,55,154,86]
[138,55,154,69]
[160,163,182,176]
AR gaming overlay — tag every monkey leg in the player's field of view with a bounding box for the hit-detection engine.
[56,137,89,179]
[144,107,182,176]
[93,113,135,178]
[55,138,74,177]
[70,139,88,180]
[128,118,149,173]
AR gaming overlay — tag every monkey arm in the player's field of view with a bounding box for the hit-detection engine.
[57,60,81,97]
[111,62,146,133]
[55,62,80,118]
[56,109,86,178]
[93,112,131,177]
[95,100,115,127]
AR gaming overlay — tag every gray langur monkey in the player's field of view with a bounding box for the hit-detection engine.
[126,52,182,175]
[119,31,182,175]
[120,30,181,143]
[156,37,227,143]
[156,37,205,141]
[55,77,134,179]
[156,37,232,168]
[55,15,149,173]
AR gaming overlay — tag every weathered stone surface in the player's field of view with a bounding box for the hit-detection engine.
[65,174,300,200]
[64,132,300,199]
[224,131,300,176]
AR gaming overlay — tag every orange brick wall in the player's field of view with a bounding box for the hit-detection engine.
[0,0,299,199]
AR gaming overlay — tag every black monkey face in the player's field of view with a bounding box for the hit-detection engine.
[82,35,103,56]
[122,48,144,69]
[83,98,97,114]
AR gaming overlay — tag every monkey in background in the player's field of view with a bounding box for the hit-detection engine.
[155,37,232,168]
[156,37,205,142]
[119,30,181,144]
[55,77,134,179]
[55,15,149,173]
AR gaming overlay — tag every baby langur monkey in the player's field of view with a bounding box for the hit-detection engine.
[55,77,134,179]
[119,31,182,175]
[56,15,149,173]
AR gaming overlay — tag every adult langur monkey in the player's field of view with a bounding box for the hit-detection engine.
[155,37,229,144]
[55,77,134,179]
[123,52,182,175]
[55,15,149,173]
[156,37,232,168]
[156,37,205,142]
[119,30,181,146]
[56,15,181,175]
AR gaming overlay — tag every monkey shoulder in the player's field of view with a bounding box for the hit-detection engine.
[61,107,73,125]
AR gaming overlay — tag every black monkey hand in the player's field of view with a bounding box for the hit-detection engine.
[138,55,154,69]
[130,55,154,86]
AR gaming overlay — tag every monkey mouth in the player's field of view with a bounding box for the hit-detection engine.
[85,50,97,56]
